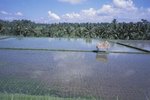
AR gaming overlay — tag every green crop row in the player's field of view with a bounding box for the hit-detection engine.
[0,93,98,100]
[0,78,99,99]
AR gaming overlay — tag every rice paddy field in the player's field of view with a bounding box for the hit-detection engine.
[0,37,150,100]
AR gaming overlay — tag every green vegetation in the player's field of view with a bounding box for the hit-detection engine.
[0,19,150,40]
[0,78,52,96]
[0,93,98,100]
[0,78,98,100]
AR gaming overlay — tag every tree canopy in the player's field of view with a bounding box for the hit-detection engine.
[0,19,150,40]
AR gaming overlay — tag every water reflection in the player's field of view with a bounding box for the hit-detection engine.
[96,53,108,63]
[51,52,94,82]
[0,50,150,100]
[0,37,143,52]
[118,40,150,51]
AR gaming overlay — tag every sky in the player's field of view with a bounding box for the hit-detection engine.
[0,0,150,23]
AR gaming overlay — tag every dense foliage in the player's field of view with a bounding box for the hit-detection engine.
[0,19,150,40]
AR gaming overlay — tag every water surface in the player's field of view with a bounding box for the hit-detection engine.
[0,37,150,100]
[118,40,150,51]
[0,37,142,52]
[0,50,150,100]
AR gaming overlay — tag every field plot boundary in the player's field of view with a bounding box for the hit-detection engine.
[109,40,150,53]
[0,36,11,40]
[0,47,149,54]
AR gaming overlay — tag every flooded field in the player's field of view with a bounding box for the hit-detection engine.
[0,37,150,100]
[0,37,143,53]
[118,40,150,51]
